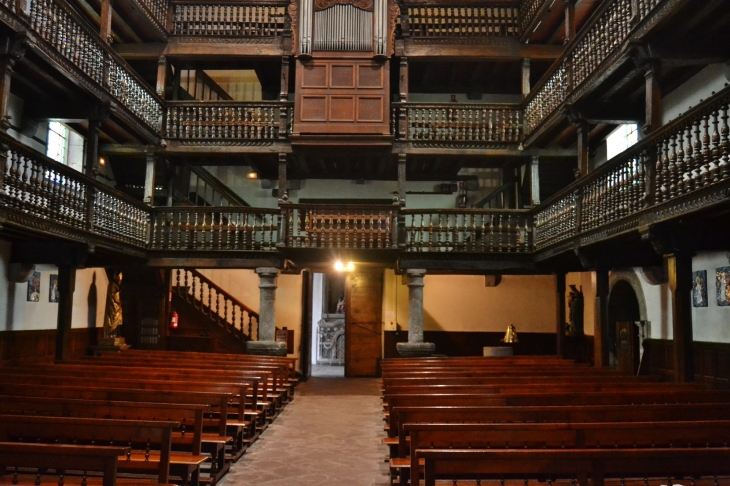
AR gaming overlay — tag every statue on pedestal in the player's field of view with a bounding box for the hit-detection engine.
[567,284,584,337]
[97,271,129,351]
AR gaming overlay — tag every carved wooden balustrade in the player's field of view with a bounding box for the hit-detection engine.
[281,204,398,250]
[402,209,532,253]
[150,207,280,251]
[403,6,520,38]
[174,268,259,341]
[534,85,730,253]
[394,103,523,144]
[518,0,545,37]
[10,0,165,137]
[0,133,150,249]
[524,0,663,140]
[172,2,286,37]
[137,0,169,32]
[165,101,291,141]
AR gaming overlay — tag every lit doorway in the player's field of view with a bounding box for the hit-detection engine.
[311,273,346,377]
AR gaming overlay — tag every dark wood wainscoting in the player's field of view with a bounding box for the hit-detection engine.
[0,328,101,365]
[384,331,557,359]
[641,339,730,389]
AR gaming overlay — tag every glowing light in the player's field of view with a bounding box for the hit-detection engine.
[246,172,258,179]
[346,262,355,271]
[334,261,345,271]
[98,157,106,166]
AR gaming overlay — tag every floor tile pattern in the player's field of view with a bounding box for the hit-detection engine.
[218,377,389,485]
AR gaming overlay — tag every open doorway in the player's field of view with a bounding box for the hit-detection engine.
[608,280,641,373]
[310,273,346,377]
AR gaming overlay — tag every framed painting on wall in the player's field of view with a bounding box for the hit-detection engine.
[27,271,40,302]
[692,270,708,307]
[717,267,730,307]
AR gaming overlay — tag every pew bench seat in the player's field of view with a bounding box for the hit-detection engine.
[0,477,176,486]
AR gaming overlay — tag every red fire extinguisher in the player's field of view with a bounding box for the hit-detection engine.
[170,311,179,330]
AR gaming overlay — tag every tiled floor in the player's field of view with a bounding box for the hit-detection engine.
[311,364,345,377]
[218,377,390,485]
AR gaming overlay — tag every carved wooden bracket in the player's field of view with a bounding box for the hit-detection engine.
[314,0,372,11]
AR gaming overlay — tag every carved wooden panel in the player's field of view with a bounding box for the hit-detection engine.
[294,56,390,135]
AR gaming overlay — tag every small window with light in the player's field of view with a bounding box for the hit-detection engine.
[606,123,639,160]
[46,122,69,165]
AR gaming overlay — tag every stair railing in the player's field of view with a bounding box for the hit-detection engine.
[173,268,259,342]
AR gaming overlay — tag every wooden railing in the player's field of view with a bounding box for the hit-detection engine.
[23,0,164,135]
[534,85,730,251]
[281,204,398,250]
[165,101,290,141]
[149,206,280,251]
[171,3,286,37]
[174,268,259,341]
[393,103,523,144]
[518,0,545,36]
[186,166,248,207]
[138,0,169,31]
[402,209,532,253]
[0,133,150,248]
[524,0,662,139]
[404,6,520,38]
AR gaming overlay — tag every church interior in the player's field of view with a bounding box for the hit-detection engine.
[1,0,730,483]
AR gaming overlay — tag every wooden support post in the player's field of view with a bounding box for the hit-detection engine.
[278,153,287,200]
[594,267,609,367]
[85,119,100,177]
[397,153,406,204]
[576,121,589,177]
[144,148,156,205]
[667,253,694,382]
[399,57,409,102]
[0,37,26,132]
[55,265,77,361]
[530,155,540,206]
[521,58,531,99]
[156,55,167,98]
[556,272,566,358]
[564,0,576,45]
[100,0,114,44]
[643,61,662,135]
[280,56,290,137]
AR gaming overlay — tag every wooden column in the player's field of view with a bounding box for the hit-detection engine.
[278,153,287,199]
[643,61,662,135]
[576,121,589,177]
[55,265,77,361]
[85,119,100,177]
[280,56,290,137]
[667,253,694,382]
[143,148,156,205]
[156,55,167,98]
[564,0,576,45]
[397,153,406,203]
[0,37,26,132]
[594,268,609,367]
[521,58,531,99]
[530,155,540,206]
[100,0,114,44]
[556,272,566,358]
[399,57,408,102]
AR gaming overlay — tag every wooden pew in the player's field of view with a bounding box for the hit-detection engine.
[407,421,730,486]
[0,415,182,485]
[417,448,730,486]
[0,442,128,486]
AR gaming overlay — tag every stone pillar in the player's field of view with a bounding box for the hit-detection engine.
[396,269,435,357]
[247,267,287,356]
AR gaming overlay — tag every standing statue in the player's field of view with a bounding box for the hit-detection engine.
[103,272,123,338]
[567,284,584,336]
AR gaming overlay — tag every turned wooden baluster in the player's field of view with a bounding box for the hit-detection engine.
[701,115,712,186]
[710,110,721,183]
[668,134,677,198]
[720,105,729,180]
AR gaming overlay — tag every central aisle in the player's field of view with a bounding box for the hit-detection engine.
[219,377,390,486]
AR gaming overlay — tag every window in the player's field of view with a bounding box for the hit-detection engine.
[606,123,638,160]
[46,122,69,164]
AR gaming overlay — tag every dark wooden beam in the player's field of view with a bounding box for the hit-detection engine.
[643,61,662,135]
[55,265,76,361]
[556,272,566,358]
[403,40,563,61]
[593,267,609,368]
[667,252,694,382]
[576,121,589,177]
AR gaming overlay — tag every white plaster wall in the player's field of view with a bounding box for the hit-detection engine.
[381,270,557,334]
[310,273,324,364]
[632,268,673,340]
[0,240,107,332]
[692,252,730,343]
[662,64,730,125]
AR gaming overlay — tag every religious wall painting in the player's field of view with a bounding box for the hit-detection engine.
[716,267,730,307]
[27,271,41,302]
[692,270,708,307]
[49,274,59,303]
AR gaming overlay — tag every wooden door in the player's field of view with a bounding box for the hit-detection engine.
[615,321,639,374]
[345,272,383,377]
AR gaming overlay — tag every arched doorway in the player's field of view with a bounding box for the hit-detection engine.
[607,280,641,373]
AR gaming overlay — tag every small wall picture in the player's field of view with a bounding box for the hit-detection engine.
[27,271,41,302]
[717,267,730,307]
[692,270,708,307]
[49,274,60,303]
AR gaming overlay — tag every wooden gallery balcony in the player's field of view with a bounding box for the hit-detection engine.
[0,0,164,142]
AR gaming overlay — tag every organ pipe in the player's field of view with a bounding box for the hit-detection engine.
[313,5,373,51]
